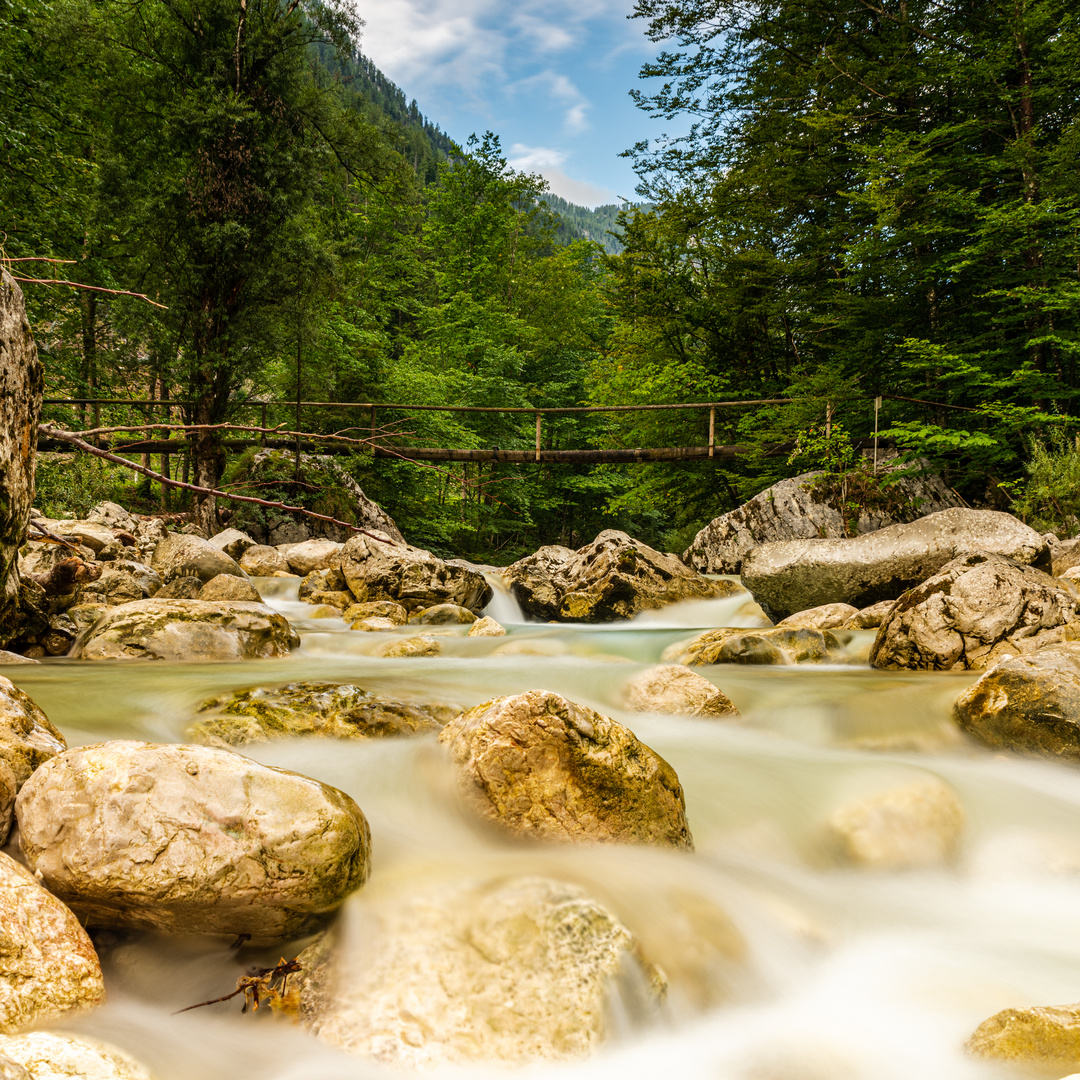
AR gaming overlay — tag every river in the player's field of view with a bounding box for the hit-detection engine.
[5,577,1078,1080]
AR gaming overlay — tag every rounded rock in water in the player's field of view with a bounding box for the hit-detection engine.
[623,664,739,718]
[187,681,451,746]
[439,689,694,850]
[296,875,665,1067]
[15,741,371,938]
[0,852,105,1032]
[0,1032,152,1080]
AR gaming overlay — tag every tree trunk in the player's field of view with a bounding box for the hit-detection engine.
[0,270,45,646]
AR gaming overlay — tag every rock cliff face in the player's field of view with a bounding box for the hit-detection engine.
[682,460,964,574]
[0,271,44,645]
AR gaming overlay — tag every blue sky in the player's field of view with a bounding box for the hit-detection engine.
[356,0,664,207]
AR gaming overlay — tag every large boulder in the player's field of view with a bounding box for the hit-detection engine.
[150,533,246,584]
[0,271,44,648]
[76,566,158,607]
[503,545,575,620]
[662,627,848,666]
[187,681,452,746]
[16,740,371,938]
[71,599,299,661]
[206,527,256,561]
[238,544,290,576]
[197,574,262,602]
[506,532,740,623]
[0,851,105,1032]
[298,875,663,1068]
[0,677,66,842]
[340,532,492,614]
[742,508,1050,621]
[438,690,693,850]
[0,1033,152,1080]
[683,460,964,574]
[870,553,1077,671]
[953,642,1080,758]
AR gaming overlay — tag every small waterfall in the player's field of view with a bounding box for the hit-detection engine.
[482,571,526,624]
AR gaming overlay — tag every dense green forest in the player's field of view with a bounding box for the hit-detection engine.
[3,0,1080,560]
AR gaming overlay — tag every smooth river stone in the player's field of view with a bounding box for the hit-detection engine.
[297,876,665,1067]
[622,664,739,718]
[0,1032,152,1080]
[0,851,105,1033]
[72,599,299,661]
[0,676,66,843]
[439,689,693,850]
[15,741,371,938]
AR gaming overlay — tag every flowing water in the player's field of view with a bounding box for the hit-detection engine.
[6,579,1080,1080]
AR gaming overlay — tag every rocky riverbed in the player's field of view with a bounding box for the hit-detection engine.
[3,497,1080,1079]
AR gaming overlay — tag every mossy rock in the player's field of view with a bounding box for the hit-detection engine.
[188,682,456,746]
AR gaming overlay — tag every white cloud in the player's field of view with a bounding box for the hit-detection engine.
[512,70,591,133]
[538,168,614,208]
[506,145,614,207]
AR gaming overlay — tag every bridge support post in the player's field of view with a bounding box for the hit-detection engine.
[709,407,715,458]
[535,412,541,462]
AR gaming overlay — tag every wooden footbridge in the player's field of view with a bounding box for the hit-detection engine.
[38,395,929,464]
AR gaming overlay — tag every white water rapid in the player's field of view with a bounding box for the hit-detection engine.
[6,578,1078,1080]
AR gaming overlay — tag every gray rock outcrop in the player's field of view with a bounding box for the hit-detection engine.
[683,460,964,574]
[870,553,1077,671]
[340,532,492,614]
[742,508,1049,621]
[0,851,105,1032]
[439,690,693,850]
[0,271,44,647]
[72,599,299,661]
[16,740,371,938]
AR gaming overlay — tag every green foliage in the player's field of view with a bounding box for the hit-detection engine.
[33,453,127,519]
[1004,437,1080,536]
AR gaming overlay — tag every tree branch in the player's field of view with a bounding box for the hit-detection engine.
[38,424,398,544]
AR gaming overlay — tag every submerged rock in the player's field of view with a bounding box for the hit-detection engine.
[506,531,738,623]
[682,461,964,574]
[824,776,964,870]
[187,682,451,746]
[409,603,476,625]
[967,1002,1080,1072]
[439,689,693,850]
[73,599,299,661]
[299,875,663,1068]
[16,741,371,938]
[340,532,492,614]
[150,533,247,584]
[953,642,1080,759]
[342,600,407,625]
[0,1033,152,1080]
[372,634,441,658]
[663,627,847,667]
[870,553,1077,671]
[623,665,739,718]
[0,852,105,1032]
[742,508,1049,621]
